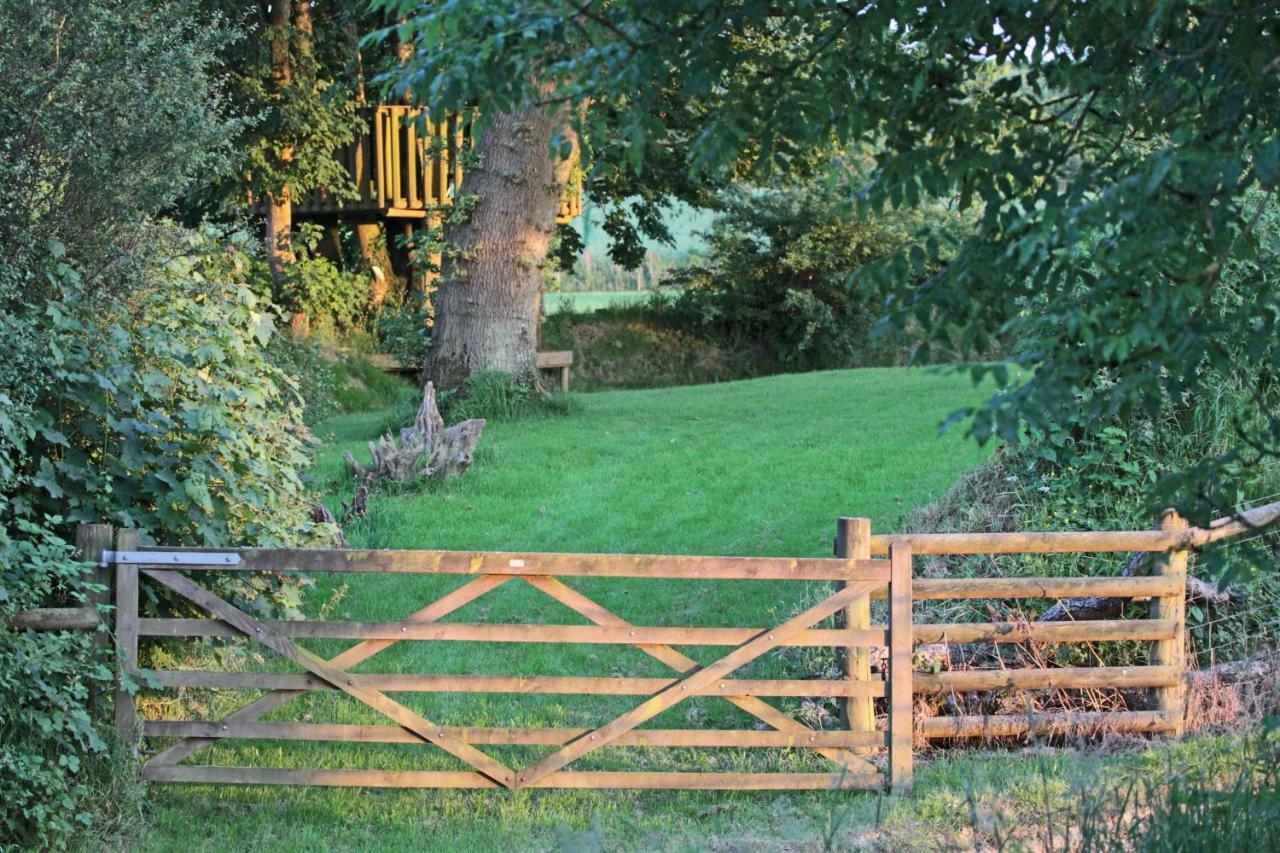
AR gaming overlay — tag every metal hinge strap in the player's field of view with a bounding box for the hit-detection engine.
[101,550,242,567]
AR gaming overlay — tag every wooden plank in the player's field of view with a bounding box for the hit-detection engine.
[1150,511,1189,736]
[142,765,884,790]
[869,529,1193,555]
[143,569,516,788]
[405,112,419,209]
[114,529,140,749]
[143,721,888,749]
[515,579,884,788]
[920,710,1171,739]
[374,107,386,208]
[536,350,574,368]
[887,543,912,795]
[132,546,890,582]
[522,575,878,775]
[139,618,886,648]
[911,618,1178,645]
[914,664,1181,694]
[897,575,1181,601]
[147,574,511,768]
[8,607,100,631]
[836,517,875,754]
[145,670,887,698]
[866,500,1280,555]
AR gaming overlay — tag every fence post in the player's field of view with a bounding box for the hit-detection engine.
[113,528,140,751]
[887,543,913,795]
[76,523,115,714]
[76,523,115,651]
[835,517,876,753]
[1150,509,1188,736]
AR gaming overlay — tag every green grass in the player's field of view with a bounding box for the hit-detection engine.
[133,367,1037,851]
[544,290,653,314]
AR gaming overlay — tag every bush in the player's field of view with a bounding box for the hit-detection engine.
[0,1,238,845]
[373,298,432,366]
[0,524,113,850]
[266,335,342,424]
[659,184,971,372]
[29,235,334,614]
[541,306,738,390]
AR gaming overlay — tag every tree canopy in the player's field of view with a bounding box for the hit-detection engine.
[380,1,1280,519]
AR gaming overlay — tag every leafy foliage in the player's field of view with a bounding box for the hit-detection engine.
[379,0,1280,524]
[0,525,112,850]
[439,371,572,423]
[34,246,325,553]
[373,298,432,367]
[0,2,342,845]
[661,183,971,371]
[196,1,367,215]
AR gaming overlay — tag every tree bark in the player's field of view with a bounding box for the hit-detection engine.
[424,103,577,388]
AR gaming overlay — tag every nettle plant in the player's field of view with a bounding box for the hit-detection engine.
[30,238,332,616]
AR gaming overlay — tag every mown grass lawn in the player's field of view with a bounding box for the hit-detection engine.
[134,367,1027,851]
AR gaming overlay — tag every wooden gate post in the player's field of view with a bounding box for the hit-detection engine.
[113,529,141,751]
[835,518,875,753]
[1150,509,1188,736]
[76,524,115,655]
[887,543,913,795]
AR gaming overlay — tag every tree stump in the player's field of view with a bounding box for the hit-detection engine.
[345,383,486,482]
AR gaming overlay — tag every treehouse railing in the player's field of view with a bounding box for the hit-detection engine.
[292,105,581,223]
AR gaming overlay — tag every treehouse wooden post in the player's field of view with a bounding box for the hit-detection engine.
[114,528,141,751]
[1150,509,1189,735]
[836,517,875,752]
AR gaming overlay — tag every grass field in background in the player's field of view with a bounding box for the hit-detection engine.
[134,368,1021,850]
[544,290,653,314]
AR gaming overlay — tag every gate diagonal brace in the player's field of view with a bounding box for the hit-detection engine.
[515,579,884,788]
[144,570,518,788]
[148,573,512,767]
[522,575,879,775]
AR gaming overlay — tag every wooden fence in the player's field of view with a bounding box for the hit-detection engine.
[14,503,1277,794]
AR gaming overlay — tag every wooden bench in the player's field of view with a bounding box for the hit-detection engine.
[536,350,573,392]
[365,351,573,391]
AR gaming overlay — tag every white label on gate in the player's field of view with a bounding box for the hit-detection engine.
[509,559,525,567]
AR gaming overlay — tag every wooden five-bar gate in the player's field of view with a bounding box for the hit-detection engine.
[46,506,1264,795]
[107,526,915,793]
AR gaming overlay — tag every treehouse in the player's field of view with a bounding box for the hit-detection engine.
[291,105,582,227]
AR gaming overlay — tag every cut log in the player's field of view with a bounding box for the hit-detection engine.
[345,383,485,483]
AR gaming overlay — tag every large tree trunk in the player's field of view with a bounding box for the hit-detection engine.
[424,103,576,388]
